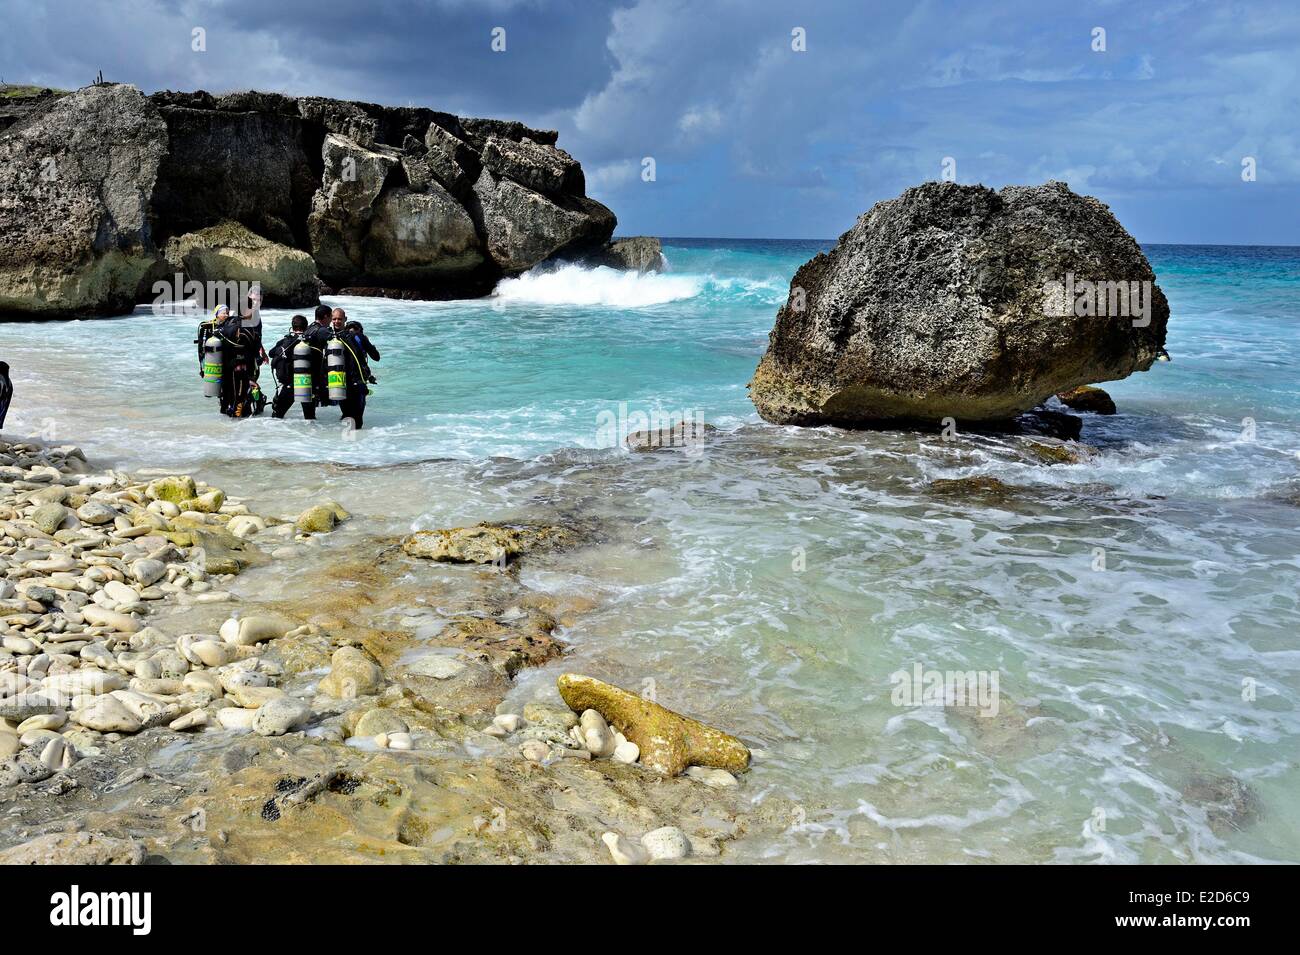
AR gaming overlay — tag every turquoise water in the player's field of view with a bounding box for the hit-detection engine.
[3,240,1299,863]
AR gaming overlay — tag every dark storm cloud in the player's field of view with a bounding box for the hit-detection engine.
[2,0,1298,241]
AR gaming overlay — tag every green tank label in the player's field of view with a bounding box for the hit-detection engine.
[294,374,312,387]
[203,362,221,380]
[328,371,345,388]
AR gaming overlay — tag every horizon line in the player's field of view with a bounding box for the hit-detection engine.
[641,235,1300,250]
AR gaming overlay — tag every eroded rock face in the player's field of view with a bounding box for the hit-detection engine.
[365,186,485,282]
[749,181,1169,427]
[473,169,616,274]
[0,84,167,317]
[0,84,620,317]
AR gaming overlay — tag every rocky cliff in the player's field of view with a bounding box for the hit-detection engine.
[749,181,1169,427]
[0,84,620,317]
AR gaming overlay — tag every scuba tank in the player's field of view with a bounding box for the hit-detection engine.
[326,338,347,401]
[293,339,313,402]
[202,336,223,397]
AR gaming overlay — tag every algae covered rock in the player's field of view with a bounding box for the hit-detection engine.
[147,475,197,504]
[401,522,573,565]
[177,488,225,514]
[296,500,350,534]
[164,220,319,308]
[31,502,69,535]
[556,673,750,776]
[1021,438,1096,465]
[188,526,267,576]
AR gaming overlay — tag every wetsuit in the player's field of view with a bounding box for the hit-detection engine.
[0,361,11,429]
[331,331,368,430]
[218,316,266,418]
[306,321,334,406]
[268,333,318,419]
[354,330,380,382]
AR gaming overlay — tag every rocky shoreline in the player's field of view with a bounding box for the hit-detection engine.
[0,83,659,318]
[0,437,776,864]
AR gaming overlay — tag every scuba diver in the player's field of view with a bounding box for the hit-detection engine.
[326,307,370,429]
[268,315,319,419]
[343,320,380,384]
[306,304,335,408]
[197,292,267,417]
[0,361,12,429]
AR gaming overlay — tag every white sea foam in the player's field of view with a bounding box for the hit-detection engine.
[490,262,703,307]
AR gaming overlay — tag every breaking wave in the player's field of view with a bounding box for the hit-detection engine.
[489,262,703,307]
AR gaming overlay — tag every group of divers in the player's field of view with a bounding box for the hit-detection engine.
[197,292,379,429]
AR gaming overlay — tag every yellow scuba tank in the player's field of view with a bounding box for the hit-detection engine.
[293,339,313,402]
[202,335,223,397]
[326,338,347,401]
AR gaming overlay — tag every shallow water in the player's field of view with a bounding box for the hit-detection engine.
[3,239,1299,863]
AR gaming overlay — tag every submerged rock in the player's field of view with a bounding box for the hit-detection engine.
[927,475,1017,500]
[626,419,716,452]
[1021,438,1096,465]
[749,181,1169,428]
[402,522,574,565]
[319,645,384,699]
[557,673,750,776]
[296,501,350,535]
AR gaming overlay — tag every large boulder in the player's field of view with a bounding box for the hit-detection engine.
[473,169,615,274]
[0,84,166,317]
[164,220,319,307]
[749,181,1169,426]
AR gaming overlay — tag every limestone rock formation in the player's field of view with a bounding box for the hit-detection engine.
[0,83,622,318]
[556,673,751,776]
[402,523,576,565]
[749,181,1169,427]
[0,84,167,317]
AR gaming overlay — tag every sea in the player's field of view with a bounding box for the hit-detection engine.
[3,239,1298,863]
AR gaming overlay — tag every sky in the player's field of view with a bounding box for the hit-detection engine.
[2,0,1297,244]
